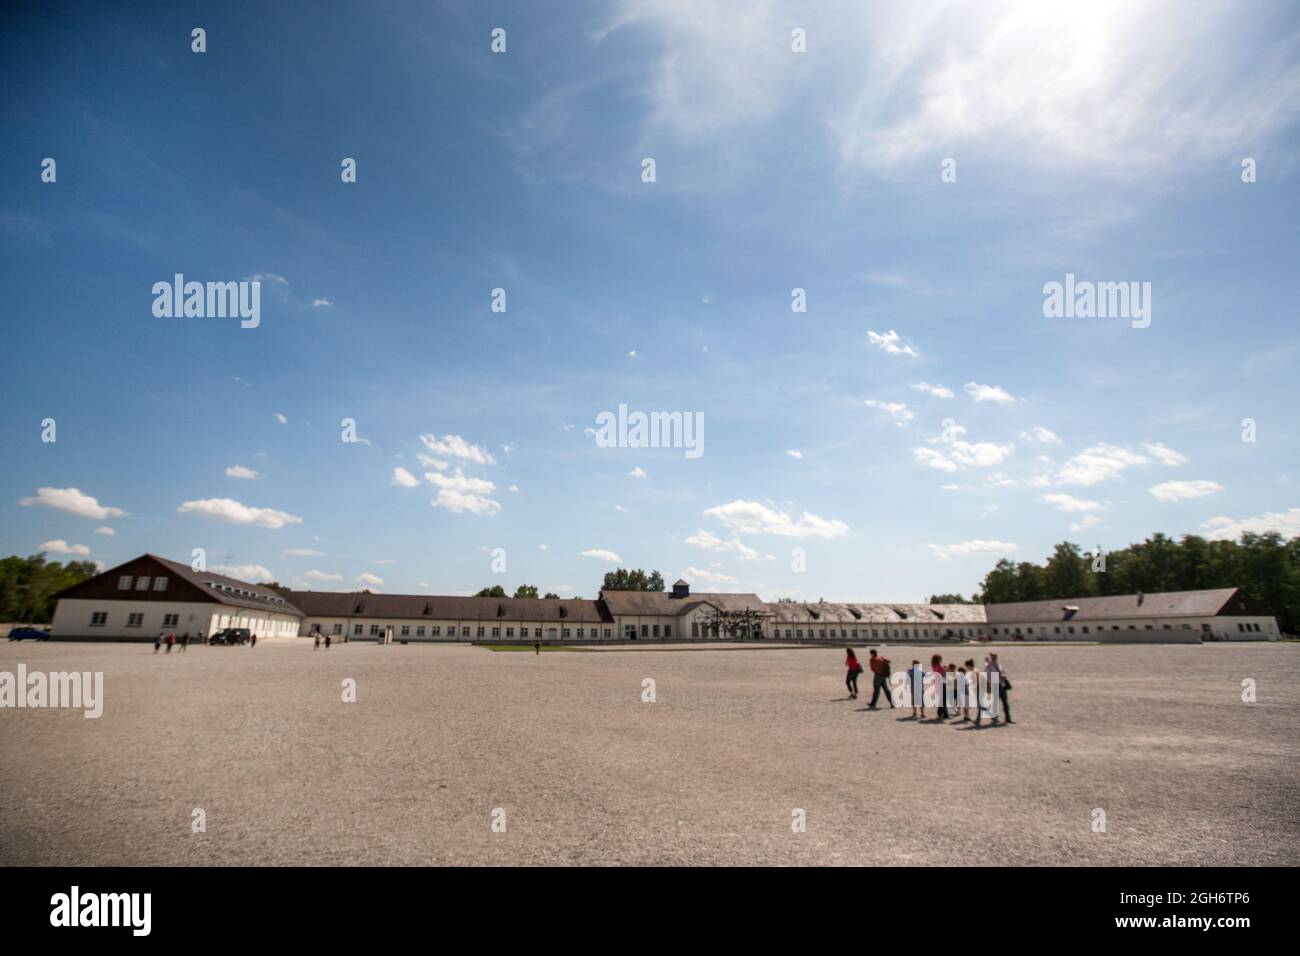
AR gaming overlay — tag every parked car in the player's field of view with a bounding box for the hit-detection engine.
[7,627,50,641]
[209,628,250,646]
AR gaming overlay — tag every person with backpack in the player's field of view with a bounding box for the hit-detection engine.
[844,647,863,699]
[867,649,894,709]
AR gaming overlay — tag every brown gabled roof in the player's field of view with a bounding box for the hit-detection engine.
[983,588,1242,624]
[284,591,613,623]
[147,555,304,615]
[769,602,988,626]
[599,590,769,616]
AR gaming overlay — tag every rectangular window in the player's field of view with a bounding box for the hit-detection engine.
[562,628,570,638]
[135,576,150,590]
[492,627,500,638]
[430,626,440,637]
[505,627,514,638]
[90,612,107,626]
[692,622,700,638]
[370,625,380,636]
[641,625,649,637]
[153,576,169,591]
[476,627,486,638]
[1067,626,1075,634]
[333,624,342,635]
[401,625,410,636]
[417,626,426,636]
[1083,626,1090,633]
[127,613,143,628]
[664,625,671,638]
[603,628,611,639]
[534,628,542,638]
[163,614,179,627]
[353,624,363,635]
[547,628,557,639]
[796,629,803,638]
[463,627,471,638]
[1054,627,1061,634]
[652,625,660,637]
[118,575,133,590]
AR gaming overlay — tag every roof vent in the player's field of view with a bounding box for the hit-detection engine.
[671,579,690,599]
[849,608,862,620]
[423,603,433,615]
[354,602,365,614]
[560,605,568,618]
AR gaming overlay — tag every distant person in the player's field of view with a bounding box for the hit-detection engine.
[324,634,332,650]
[908,660,926,719]
[970,658,989,728]
[987,653,1012,725]
[956,662,971,722]
[198,631,206,645]
[314,633,321,650]
[180,632,189,652]
[931,654,948,719]
[166,633,175,654]
[844,647,862,699]
[250,632,257,649]
[867,649,894,709]
[154,633,163,654]
[534,640,541,656]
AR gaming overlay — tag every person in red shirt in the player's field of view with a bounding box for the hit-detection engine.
[844,648,863,699]
[867,649,895,709]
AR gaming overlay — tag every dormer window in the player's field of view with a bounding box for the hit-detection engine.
[153,576,168,591]
[118,575,133,590]
[136,576,151,590]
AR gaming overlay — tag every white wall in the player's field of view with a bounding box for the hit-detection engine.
[52,598,301,640]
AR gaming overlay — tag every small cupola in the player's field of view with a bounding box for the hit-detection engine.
[671,579,690,599]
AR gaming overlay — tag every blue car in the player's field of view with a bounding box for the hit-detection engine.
[8,627,50,641]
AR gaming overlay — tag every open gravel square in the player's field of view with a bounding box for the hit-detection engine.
[1,639,1296,866]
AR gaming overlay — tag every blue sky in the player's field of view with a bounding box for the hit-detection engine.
[3,0,1299,600]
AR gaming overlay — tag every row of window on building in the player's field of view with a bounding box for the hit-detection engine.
[989,622,1245,636]
[90,611,181,628]
[327,623,617,639]
[117,575,169,591]
[766,625,980,640]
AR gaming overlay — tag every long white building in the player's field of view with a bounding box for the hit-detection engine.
[49,554,1283,643]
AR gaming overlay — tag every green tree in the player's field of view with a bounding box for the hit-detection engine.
[475,585,507,598]
[600,568,666,592]
[513,584,539,598]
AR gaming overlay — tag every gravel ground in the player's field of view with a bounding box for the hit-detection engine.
[1,639,1296,866]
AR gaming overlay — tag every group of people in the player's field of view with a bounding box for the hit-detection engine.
[313,633,332,649]
[843,647,1013,728]
[153,631,259,652]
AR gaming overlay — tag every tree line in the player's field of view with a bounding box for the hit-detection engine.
[0,555,98,623]
[964,532,1300,635]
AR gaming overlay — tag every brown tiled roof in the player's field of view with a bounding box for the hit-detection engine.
[135,555,305,616]
[983,588,1240,624]
[284,591,613,623]
[599,590,769,616]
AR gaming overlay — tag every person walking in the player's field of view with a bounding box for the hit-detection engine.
[324,634,331,650]
[250,632,257,649]
[180,632,189,653]
[867,649,894,709]
[844,647,863,699]
[931,654,948,720]
[987,653,1013,725]
[908,659,926,719]
[970,658,989,728]
[314,633,321,650]
[154,632,163,654]
[166,632,175,654]
[956,662,972,722]
[534,639,541,656]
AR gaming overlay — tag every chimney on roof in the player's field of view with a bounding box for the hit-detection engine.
[671,579,690,599]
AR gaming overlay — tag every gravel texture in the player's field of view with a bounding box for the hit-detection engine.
[0,639,1296,866]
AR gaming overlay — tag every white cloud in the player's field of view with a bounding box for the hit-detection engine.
[678,566,739,587]
[913,424,1014,473]
[1041,493,1102,513]
[1020,426,1062,445]
[704,500,849,539]
[507,484,520,492]
[19,487,127,520]
[929,540,1017,560]
[250,272,288,286]
[392,466,419,488]
[629,466,648,478]
[685,529,772,561]
[355,572,385,588]
[283,548,326,557]
[176,498,303,529]
[310,297,333,308]
[225,465,261,480]
[614,504,629,512]
[1201,507,1300,541]
[628,349,638,359]
[617,1,1300,177]
[305,570,343,583]
[581,548,623,563]
[39,540,90,556]
[786,450,803,459]
[94,526,115,536]
[1143,441,1189,466]
[425,469,502,515]
[1149,480,1223,503]
[1070,515,1103,533]
[214,563,275,583]
[274,413,288,424]
[419,434,496,465]
[1055,444,1147,486]
[865,399,914,426]
[911,382,954,399]
[867,329,918,357]
[964,381,1017,404]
